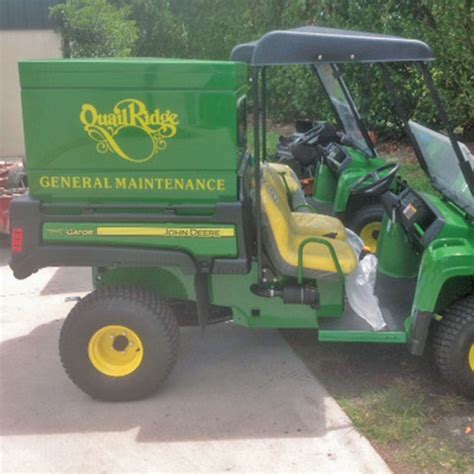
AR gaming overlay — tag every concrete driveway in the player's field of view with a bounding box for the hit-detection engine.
[0,245,390,473]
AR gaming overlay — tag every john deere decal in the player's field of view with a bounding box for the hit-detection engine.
[79,98,179,163]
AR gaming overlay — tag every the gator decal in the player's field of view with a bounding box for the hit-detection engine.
[79,99,179,163]
[43,224,236,239]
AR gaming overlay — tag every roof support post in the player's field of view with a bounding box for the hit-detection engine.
[252,67,264,284]
[261,67,267,163]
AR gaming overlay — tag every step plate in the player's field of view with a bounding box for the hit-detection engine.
[318,273,415,344]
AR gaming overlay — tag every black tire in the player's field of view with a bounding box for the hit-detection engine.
[433,295,474,399]
[59,286,179,401]
[347,203,384,251]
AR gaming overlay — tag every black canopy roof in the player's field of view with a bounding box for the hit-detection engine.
[230,26,434,65]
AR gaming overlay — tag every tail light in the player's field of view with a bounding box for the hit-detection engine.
[11,227,24,253]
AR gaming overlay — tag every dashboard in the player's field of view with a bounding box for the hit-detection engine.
[397,187,445,249]
[324,143,353,176]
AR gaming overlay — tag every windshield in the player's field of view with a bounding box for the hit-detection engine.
[409,121,474,216]
[316,64,374,156]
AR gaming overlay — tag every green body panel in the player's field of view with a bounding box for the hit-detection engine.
[19,59,246,204]
[413,239,474,312]
[96,262,408,342]
[313,162,337,204]
[43,222,238,257]
[333,151,385,213]
[210,267,318,328]
[377,217,421,278]
[411,194,474,312]
[312,148,384,213]
[94,266,195,300]
[425,194,474,241]
[96,264,349,329]
[316,279,344,317]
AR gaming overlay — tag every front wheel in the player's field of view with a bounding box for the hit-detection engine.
[348,203,384,253]
[433,295,474,399]
[59,286,179,401]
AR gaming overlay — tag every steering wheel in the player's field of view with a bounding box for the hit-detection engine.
[351,163,400,196]
[293,123,324,145]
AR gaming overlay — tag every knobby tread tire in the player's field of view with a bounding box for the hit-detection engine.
[432,294,474,399]
[59,286,179,401]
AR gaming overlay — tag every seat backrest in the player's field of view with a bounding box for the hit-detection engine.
[261,165,296,262]
[267,163,311,212]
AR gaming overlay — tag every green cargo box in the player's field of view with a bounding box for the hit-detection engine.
[19,59,247,204]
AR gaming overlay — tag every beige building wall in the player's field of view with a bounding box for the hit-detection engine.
[0,29,62,159]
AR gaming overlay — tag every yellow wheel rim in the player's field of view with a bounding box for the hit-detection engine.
[359,221,382,253]
[469,343,474,372]
[88,325,144,377]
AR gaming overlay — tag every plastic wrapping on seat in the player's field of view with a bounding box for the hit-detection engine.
[345,228,364,257]
[345,230,386,331]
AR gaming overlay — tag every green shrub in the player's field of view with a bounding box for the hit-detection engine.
[50,0,138,58]
[51,0,474,139]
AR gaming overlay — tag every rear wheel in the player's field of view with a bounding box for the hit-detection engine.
[433,295,474,399]
[348,203,384,253]
[59,286,179,401]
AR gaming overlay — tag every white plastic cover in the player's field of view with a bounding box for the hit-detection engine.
[345,229,386,331]
[345,228,364,257]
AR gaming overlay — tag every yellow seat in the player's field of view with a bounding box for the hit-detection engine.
[268,163,310,212]
[268,163,302,194]
[261,165,357,276]
[293,212,347,239]
[265,164,347,240]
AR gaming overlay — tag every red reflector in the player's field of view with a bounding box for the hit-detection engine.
[11,227,24,253]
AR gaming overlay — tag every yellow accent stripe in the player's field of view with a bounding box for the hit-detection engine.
[97,226,235,238]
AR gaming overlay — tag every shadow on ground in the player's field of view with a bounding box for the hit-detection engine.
[0,319,335,443]
[282,329,467,399]
[283,329,474,462]
[40,267,92,295]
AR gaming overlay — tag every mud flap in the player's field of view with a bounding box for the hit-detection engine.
[194,272,211,333]
[409,311,433,355]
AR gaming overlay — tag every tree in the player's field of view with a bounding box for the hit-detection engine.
[50,0,473,138]
[50,0,139,58]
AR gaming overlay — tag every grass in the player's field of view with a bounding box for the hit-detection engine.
[339,379,471,472]
[398,162,434,194]
[377,143,436,194]
[246,128,280,160]
[339,379,426,444]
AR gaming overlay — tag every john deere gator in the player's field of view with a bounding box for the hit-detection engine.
[10,27,474,401]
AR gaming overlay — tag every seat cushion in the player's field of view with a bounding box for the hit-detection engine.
[286,233,357,275]
[293,213,347,240]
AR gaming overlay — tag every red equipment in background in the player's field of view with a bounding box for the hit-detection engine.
[0,162,27,235]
